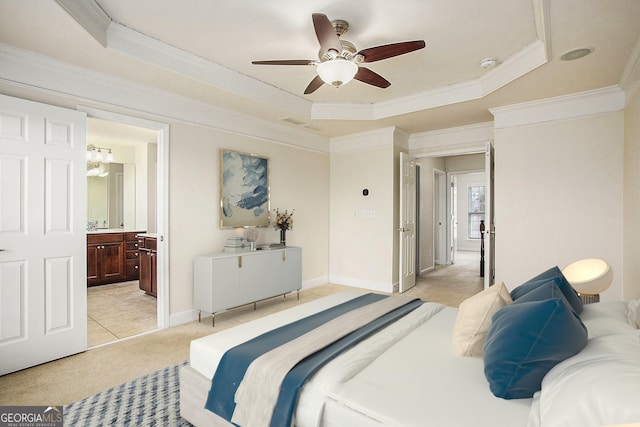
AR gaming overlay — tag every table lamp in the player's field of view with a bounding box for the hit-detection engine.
[562,258,613,304]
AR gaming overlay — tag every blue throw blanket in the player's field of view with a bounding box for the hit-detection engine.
[205,293,423,426]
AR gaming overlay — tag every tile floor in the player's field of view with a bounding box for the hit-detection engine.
[87,281,158,347]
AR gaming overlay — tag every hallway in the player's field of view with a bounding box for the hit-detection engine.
[406,251,484,307]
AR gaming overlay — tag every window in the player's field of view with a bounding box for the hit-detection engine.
[468,185,485,239]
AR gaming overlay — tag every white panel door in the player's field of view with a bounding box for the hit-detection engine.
[0,94,87,375]
[399,152,416,293]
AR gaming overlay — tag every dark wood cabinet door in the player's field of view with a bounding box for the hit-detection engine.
[101,241,125,280]
[87,244,99,281]
[87,232,144,286]
[139,249,152,294]
[137,236,157,297]
[150,251,157,297]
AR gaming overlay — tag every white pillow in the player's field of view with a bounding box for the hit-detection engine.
[452,282,511,356]
[580,301,637,338]
[536,332,640,427]
[627,299,640,329]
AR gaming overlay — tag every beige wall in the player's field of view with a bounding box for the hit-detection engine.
[330,139,396,292]
[445,153,484,171]
[624,88,640,300]
[494,112,624,301]
[169,122,330,316]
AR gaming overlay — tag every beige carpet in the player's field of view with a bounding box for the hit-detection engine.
[0,252,482,407]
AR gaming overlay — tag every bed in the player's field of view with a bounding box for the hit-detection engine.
[180,268,640,427]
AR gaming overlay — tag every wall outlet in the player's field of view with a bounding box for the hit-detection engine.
[369,261,375,271]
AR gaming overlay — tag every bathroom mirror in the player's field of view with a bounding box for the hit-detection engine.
[87,163,136,229]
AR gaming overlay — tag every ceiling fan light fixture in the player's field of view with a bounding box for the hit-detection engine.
[317,59,358,88]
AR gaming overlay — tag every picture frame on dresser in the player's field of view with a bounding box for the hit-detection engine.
[220,149,270,228]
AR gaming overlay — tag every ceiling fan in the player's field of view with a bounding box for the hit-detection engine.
[251,13,426,94]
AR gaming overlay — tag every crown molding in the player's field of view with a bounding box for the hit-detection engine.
[0,43,329,152]
[490,86,625,129]
[393,127,410,151]
[533,0,552,60]
[329,127,397,153]
[105,22,313,117]
[54,0,110,47]
[620,32,640,106]
[313,40,547,121]
[56,0,551,123]
[409,122,493,157]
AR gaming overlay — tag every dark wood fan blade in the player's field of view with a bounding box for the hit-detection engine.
[358,40,426,63]
[304,75,325,94]
[252,60,315,66]
[354,67,391,88]
[312,13,342,54]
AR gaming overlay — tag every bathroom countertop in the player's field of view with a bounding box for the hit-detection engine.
[86,229,146,234]
[136,232,158,238]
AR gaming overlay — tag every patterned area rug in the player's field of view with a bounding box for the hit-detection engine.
[64,361,192,426]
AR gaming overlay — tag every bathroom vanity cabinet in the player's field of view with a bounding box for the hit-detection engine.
[87,231,144,286]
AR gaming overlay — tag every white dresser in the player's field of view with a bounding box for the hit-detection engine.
[193,247,302,325]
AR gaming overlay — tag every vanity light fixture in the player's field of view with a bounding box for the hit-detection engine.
[87,144,114,163]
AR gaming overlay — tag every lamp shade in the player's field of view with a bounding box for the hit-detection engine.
[317,59,358,87]
[562,258,613,295]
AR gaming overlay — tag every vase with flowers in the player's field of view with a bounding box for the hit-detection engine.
[273,209,294,246]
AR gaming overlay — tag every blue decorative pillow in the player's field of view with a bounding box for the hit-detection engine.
[483,294,588,399]
[512,279,568,306]
[510,266,583,314]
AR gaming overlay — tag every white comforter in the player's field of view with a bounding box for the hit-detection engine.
[295,302,446,427]
[308,306,532,427]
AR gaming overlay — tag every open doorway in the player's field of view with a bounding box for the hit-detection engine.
[85,114,166,347]
[417,154,487,297]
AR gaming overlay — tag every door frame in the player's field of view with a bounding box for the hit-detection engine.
[80,107,170,329]
[484,141,495,289]
[415,143,492,283]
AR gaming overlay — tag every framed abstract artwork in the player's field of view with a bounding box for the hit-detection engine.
[220,149,270,228]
